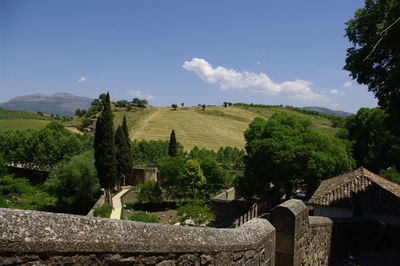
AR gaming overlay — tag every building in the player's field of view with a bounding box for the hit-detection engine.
[309,167,400,224]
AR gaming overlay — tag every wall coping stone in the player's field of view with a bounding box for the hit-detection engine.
[309,216,333,227]
[0,208,275,254]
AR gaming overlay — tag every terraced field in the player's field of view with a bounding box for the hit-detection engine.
[120,106,339,151]
[0,119,50,131]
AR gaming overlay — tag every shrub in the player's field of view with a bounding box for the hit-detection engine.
[93,204,113,218]
[137,180,162,203]
[128,211,160,223]
[177,199,215,226]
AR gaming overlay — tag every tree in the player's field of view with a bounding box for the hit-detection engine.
[171,104,178,110]
[179,159,206,197]
[237,113,355,200]
[200,158,227,196]
[94,92,117,204]
[223,102,228,107]
[115,125,132,187]
[137,180,162,203]
[44,151,100,214]
[159,157,185,199]
[181,103,184,108]
[176,199,215,226]
[201,104,206,110]
[339,107,400,172]
[168,130,177,157]
[344,0,400,130]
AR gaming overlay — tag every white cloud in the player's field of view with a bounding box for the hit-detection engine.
[342,81,352,88]
[127,90,154,100]
[329,89,344,95]
[78,77,88,83]
[182,58,328,101]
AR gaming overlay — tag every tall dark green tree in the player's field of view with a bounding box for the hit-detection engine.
[344,0,400,132]
[94,92,117,204]
[115,125,133,187]
[168,130,177,157]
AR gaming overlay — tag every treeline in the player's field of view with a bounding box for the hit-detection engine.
[131,140,244,171]
[0,122,93,171]
[231,102,345,128]
[75,94,149,118]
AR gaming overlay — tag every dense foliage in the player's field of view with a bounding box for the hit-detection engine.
[93,204,113,218]
[176,199,215,226]
[237,113,355,200]
[44,151,100,214]
[131,139,184,165]
[344,0,400,131]
[0,122,92,170]
[128,210,160,223]
[137,180,162,203]
[339,108,400,172]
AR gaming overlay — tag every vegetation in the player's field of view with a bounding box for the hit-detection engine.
[236,113,355,201]
[168,130,177,157]
[131,139,184,165]
[380,168,400,185]
[128,210,160,223]
[123,106,341,151]
[137,180,162,203]
[93,204,113,218]
[94,93,117,204]
[338,108,400,172]
[176,199,215,226]
[344,0,400,131]
[0,108,72,121]
[44,151,100,214]
[0,122,92,170]
[115,117,133,187]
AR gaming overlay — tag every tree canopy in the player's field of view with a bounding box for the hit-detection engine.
[344,0,400,129]
[338,107,400,172]
[44,151,100,214]
[237,113,355,200]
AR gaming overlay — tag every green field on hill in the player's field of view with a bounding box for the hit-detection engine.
[0,119,50,131]
[115,106,339,151]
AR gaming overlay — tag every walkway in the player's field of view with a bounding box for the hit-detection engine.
[109,187,130,220]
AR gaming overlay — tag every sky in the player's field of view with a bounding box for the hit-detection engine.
[0,0,378,113]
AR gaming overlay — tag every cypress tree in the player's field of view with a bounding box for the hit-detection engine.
[168,130,177,157]
[115,125,133,186]
[121,115,130,140]
[94,92,117,204]
[121,115,133,176]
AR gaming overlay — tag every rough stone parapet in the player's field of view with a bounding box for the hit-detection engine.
[0,208,275,265]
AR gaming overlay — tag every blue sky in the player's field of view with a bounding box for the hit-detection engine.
[0,0,377,113]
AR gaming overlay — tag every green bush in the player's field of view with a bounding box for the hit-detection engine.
[137,180,162,203]
[128,211,160,223]
[93,204,113,218]
[177,199,215,226]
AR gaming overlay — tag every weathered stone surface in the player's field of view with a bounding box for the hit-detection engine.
[0,208,275,265]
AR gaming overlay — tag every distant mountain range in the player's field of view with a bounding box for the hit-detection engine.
[0,93,93,116]
[302,106,353,117]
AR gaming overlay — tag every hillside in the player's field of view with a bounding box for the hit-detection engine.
[302,106,353,117]
[112,106,340,151]
[0,93,92,116]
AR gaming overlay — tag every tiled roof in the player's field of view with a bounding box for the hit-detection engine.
[309,167,400,215]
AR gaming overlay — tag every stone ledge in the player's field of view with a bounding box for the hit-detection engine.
[309,216,333,227]
[0,208,275,254]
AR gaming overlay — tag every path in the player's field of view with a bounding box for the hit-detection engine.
[110,188,130,220]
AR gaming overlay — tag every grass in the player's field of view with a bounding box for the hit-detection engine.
[93,204,113,218]
[0,119,50,131]
[116,106,340,151]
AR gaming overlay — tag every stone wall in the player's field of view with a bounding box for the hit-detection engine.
[269,200,332,266]
[0,208,275,265]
